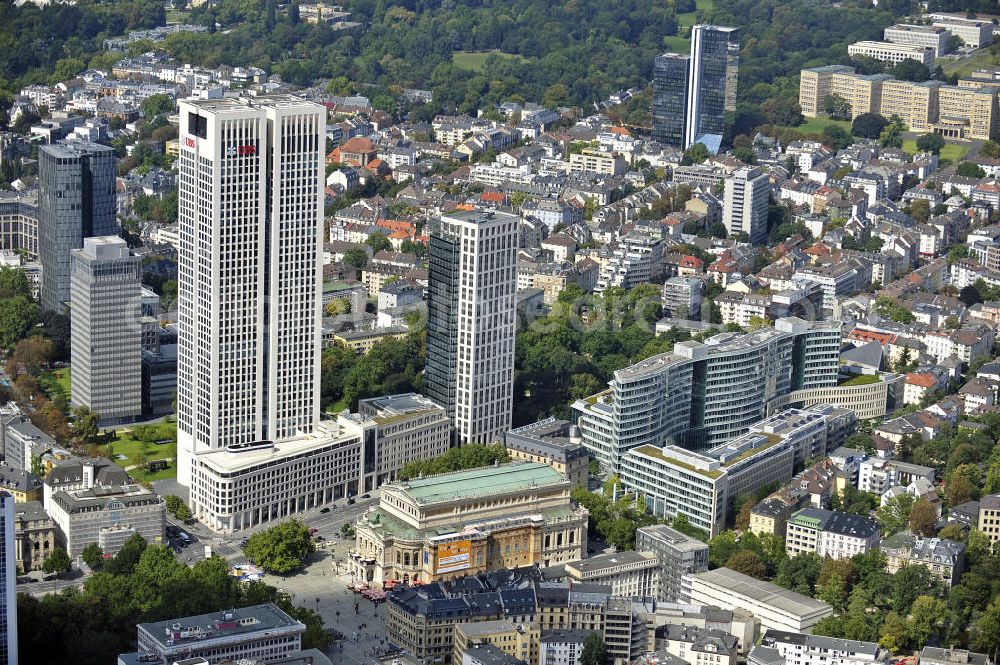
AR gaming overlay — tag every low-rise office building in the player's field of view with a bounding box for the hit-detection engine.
[464,643,529,665]
[635,525,708,603]
[883,24,949,56]
[760,629,889,665]
[504,418,590,488]
[539,629,591,665]
[564,551,660,598]
[847,41,935,67]
[126,603,305,664]
[881,532,965,587]
[1,415,55,473]
[352,462,588,584]
[785,509,879,560]
[48,483,164,558]
[683,567,833,633]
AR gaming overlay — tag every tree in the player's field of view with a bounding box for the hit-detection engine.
[946,472,977,507]
[682,143,710,165]
[0,294,37,349]
[366,232,392,254]
[81,543,105,571]
[909,199,930,223]
[141,93,175,118]
[581,632,608,665]
[938,523,965,542]
[164,495,192,521]
[916,133,945,154]
[852,113,888,139]
[761,97,802,127]
[960,284,983,306]
[909,498,937,536]
[735,499,754,530]
[242,520,315,574]
[727,550,768,579]
[72,406,100,443]
[879,611,909,653]
[42,547,72,575]
[877,493,914,536]
[982,140,1000,158]
[824,93,851,120]
[10,335,53,376]
[0,266,30,297]
[343,248,369,276]
[957,161,987,178]
[890,58,930,82]
[908,595,948,648]
[971,599,1000,658]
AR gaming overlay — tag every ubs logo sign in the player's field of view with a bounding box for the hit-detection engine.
[226,144,257,157]
[183,136,196,148]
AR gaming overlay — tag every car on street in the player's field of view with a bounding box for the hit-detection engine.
[320,506,331,513]
[308,528,319,535]
[360,493,371,499]
[239,539,249,548]
[347,497,355,505]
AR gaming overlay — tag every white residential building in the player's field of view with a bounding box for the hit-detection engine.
[723,167,769,245]
[424,210,518,445]
[760,629,889,665]
[785,508,880,560]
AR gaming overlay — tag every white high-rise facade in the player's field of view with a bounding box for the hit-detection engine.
[0,493,15,665]
[176,96,365,532]
[424,210,518,445]
[723,166,770,246]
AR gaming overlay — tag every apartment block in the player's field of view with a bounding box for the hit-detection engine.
[978,494,1000,545]
[884,24,949,56]
[785,508,879,560]
[760,629,889,665]
[847,41,935,68]
[453,620,539,665]
[662,276,704,320]
[569,149,627,176]
[881,532,965,587]
[655,625,738,665]
[723,166,769,246]
[635,524,709,602]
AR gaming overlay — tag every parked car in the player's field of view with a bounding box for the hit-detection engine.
[360,493,371,499]
[320,506,331,513]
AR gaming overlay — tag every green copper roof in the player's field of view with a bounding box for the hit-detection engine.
[401,462,565,504]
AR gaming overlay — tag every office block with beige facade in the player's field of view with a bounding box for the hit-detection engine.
[799,66,855,117]
[935,85,999,140]
[847,41,935,68]
[48,483,165,558]
[880,79,941,132]
[351,462,588,584]
[568,150,627,176]
[504,418,589,488]
[933,19,994,48]
[454,620,539,665]
[830,72,892,118]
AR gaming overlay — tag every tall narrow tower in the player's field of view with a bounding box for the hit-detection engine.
[175,96,325,486]
[424,210,518,445]
[70,235,142,425]
[684,25,740,152]
[37,141,116,312]
[651,53,690,148]
[0,492,15,665]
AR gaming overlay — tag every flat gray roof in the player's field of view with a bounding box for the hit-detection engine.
[690,568,832,617]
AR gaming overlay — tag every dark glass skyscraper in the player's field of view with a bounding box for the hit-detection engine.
[38,141,117,312]
[685,25,740,152]
[423,218,461,419]
[651,53,690,148]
